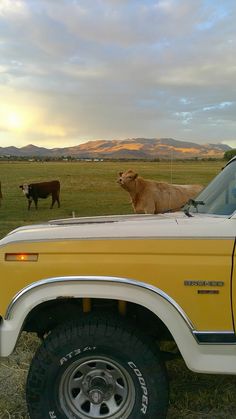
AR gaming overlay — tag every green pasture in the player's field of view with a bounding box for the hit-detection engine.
[0,160,223,239]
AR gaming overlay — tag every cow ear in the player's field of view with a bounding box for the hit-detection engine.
[119,172,123,176]
[19,185,23,189]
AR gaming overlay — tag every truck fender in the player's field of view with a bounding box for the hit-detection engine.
[1,276,236,375]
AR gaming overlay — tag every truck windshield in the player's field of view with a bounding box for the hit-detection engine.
[183,160,236,216]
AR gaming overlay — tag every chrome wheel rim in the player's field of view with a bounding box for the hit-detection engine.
[59,356,135,418]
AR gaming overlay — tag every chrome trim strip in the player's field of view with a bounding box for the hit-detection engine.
[1,236,234,249]
[5,276,194,330]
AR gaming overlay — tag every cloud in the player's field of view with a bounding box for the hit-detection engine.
[0,0,236,147]
[203,102,233,111]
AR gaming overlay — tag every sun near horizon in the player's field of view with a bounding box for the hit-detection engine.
[6,112,25,131]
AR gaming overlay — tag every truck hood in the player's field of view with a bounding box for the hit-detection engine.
[0,212,234,246]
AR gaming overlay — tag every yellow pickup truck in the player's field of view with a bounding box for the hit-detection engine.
[1,158,236,419]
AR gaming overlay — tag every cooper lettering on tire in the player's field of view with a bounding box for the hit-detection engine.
[26,315,168,418]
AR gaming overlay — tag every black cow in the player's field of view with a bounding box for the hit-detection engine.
[19,180,60,210]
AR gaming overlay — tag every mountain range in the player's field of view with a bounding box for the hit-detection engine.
[0,138,231,159]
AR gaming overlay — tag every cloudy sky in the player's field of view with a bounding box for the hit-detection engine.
[0,0,236,148]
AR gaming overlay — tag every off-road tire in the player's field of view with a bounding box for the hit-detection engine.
[26,314,169,418]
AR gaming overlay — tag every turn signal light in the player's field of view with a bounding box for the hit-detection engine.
[5,253,38,262]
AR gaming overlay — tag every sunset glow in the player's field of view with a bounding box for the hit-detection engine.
[6,112,25,131]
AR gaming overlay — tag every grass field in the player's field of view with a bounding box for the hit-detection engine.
[0,159,222,238]
[1,159,236,418]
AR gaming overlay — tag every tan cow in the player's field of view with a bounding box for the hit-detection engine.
[117,169,203,214]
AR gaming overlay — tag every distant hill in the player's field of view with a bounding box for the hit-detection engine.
[0,138,231,159]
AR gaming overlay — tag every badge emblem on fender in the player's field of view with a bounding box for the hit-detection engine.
[184,280,224,287]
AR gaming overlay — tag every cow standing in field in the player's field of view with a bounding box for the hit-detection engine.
[117,170,203,214]
[20,180,60,210]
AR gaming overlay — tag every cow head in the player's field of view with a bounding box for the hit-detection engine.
[19,184,30,197]
[117,170,138,191]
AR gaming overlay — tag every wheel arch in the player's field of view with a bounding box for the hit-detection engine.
[1,275,195,359]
